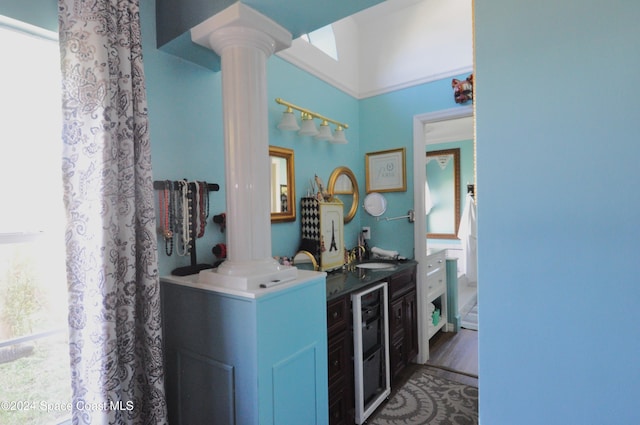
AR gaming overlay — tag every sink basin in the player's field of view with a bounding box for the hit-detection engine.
[356,262,395,270]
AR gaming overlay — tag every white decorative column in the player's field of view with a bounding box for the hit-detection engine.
[191,4,296,289]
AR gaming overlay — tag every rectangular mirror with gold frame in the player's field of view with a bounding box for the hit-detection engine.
[426,148,460,239]
[270,146,296,222]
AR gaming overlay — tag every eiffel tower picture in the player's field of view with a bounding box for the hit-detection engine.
[329,220,338,252]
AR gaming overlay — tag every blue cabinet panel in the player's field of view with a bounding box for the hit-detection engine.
[272,344,319,424]
[177,349,235,425]
[446,259,460,332]
[161,271,328,425]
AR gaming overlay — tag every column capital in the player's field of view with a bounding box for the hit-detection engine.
[191,3,292,56]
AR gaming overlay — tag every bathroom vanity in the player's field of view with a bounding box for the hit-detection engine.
[425,249,448,340]
[325,261,417,425]
[160,270,328,425]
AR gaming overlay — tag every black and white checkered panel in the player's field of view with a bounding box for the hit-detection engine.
[300,197,320,241]
[300,197,322,263]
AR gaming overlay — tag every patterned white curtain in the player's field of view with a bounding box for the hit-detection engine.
[58,0,168,423]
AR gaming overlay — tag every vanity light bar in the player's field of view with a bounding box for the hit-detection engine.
[275,98,349,130]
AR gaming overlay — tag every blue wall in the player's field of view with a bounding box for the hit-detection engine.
[140,0,227,275]
[475,0,640,423]
[0,0,57,32]
[2,0,462,272]
[266,57,362,258]
[146,0,365,271]
[359,76,469,258]
[10,1,640,423]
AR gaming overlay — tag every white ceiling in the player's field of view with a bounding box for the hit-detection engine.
[277,0,473,100]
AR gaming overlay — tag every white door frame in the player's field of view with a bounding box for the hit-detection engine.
[412,105,473,363]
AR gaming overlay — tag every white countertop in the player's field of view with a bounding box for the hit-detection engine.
[161,268,327,299]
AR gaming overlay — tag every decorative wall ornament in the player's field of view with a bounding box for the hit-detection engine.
[452,74,473,104]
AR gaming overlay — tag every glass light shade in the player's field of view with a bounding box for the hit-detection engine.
[315,121,333,141]
[277,108,299,131]
[298,114,319,136]
[330,126,348,144]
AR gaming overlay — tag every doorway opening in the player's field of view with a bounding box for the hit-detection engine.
[412,106,477,376]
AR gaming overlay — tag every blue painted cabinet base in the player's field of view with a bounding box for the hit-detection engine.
[161,273,329,425]
[446,259,460,332]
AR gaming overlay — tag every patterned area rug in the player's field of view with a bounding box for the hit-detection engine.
[368,368,478,425]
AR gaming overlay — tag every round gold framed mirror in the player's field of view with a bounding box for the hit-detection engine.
[327,166,359,223]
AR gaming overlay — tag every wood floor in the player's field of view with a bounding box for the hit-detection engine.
[388,328,478,391]
[423,328,478,387]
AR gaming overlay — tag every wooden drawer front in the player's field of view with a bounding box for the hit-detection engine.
[390,337,405,381]
[327,332,349,384]
[404,290,419,362]
[426,252,446,275]
[327,296,348,336]
[389,298,405,340]
[389,266,416,300]
[328,386,348,425]
[427,269,446,298]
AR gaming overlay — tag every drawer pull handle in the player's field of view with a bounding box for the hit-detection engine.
[333,360,340,367]
[332,311,339,319]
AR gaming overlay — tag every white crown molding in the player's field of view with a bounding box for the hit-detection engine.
[276,49,360,98]
[358,65,474,99]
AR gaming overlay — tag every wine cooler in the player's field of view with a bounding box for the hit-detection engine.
[351,282,391,424]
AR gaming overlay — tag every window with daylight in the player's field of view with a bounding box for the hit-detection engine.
[0,16,72,425]
[300,24,339,61]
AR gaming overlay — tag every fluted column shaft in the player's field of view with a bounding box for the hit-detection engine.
[191,4,292,281]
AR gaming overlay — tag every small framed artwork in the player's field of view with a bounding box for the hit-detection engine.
[365,148,407,193]
[319,199,344,272]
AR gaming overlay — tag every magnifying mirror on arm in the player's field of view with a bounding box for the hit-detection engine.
[363,192,387,217]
